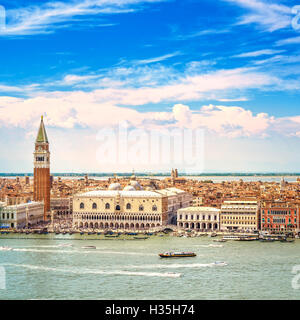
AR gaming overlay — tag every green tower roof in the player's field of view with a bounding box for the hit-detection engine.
[36,115,49,143]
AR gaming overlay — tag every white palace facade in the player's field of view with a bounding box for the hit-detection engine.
[72,181,192,230]
[73,189,169,230]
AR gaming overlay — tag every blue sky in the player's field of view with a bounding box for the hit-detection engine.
[0,0,300,173]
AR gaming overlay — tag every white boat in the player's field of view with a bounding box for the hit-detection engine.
[81,245,96,249]
[213,261,227,266]
[222,235,241,240]
[0,246,12,251]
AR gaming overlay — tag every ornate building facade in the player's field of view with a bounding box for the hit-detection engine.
[33,116,51,220]
[72,189,169,230]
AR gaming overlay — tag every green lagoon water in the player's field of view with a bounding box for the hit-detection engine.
[0,234,300,300]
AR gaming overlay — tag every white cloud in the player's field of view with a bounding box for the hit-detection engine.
[0,0,166,36]
[276,36,300,46]
[233,49,285,58]
[133,52,182,65]
[224,0,292,32]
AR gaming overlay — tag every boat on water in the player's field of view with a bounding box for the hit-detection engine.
[105,234,119,238]
[213,261,227,266]
[0,246,12,251]
[81,245,96,249]
[209,233,218,238]
[159,252,196,258]
[58,243,73,247]
[259,238,275,242]
[213,239,227,243]
[133,236,149,240]
[280,238,295,243]
[222,235,242,241]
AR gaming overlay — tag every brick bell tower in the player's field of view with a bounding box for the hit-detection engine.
[34,116,50,220]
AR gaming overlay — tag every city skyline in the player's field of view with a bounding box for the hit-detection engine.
[0,0,300,173]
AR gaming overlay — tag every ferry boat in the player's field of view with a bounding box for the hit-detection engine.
[222,235,241,241]
[159,252,196,258]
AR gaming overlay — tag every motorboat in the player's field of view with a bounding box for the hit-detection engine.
[0,246,12,251]
[81,245,96,249]
[159,252,196,258]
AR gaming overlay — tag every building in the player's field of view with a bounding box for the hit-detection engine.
[72,189,169,230]
[50,197,73,217]
[177,206,220,231]
[155,187,193,224]
[193,196,203,207]
[261,200,299,233]
[220,200,259,232]
[33,116,51,220]
[0,201,44,229]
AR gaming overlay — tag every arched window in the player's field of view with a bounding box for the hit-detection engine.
[80,202,84,209]
[92,203,97,209]
[116,205,121,211]
[126,203,131,210]
[152,205,157,211]
[139,205,144,211]
[105,203,110,209]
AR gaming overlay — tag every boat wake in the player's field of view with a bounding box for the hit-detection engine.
[124,262,228,269]
[9,248,156,256]
[2,263,181,278]
[196,244,224,248]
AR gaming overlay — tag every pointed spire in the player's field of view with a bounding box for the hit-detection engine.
[36,115,49,143]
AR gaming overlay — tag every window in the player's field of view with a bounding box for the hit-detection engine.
[139,205,144,211]
[105,203,110,209]
[80,202,84,209]
[126,203,131,210]
[116,205,121,211]
[92,203,97,209]
[152,205,157,211]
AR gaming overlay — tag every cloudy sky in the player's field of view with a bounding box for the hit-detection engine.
[0,0,300,173]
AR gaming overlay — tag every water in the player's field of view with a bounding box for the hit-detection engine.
[0,235,300,300]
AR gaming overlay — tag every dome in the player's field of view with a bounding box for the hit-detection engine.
[108,183,121,190]
[130,180,143,190]
[123,185,136,191]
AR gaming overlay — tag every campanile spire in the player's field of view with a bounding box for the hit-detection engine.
[33,116,51,220]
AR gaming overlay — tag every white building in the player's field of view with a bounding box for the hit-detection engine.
[220,200,259,232]
[177,207,220,231]
[155,188,193,224]
[72,185,192,230]
[0,201,44,229]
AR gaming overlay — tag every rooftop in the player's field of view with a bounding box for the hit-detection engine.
[178,206,220,212]
[76,190,164,198]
